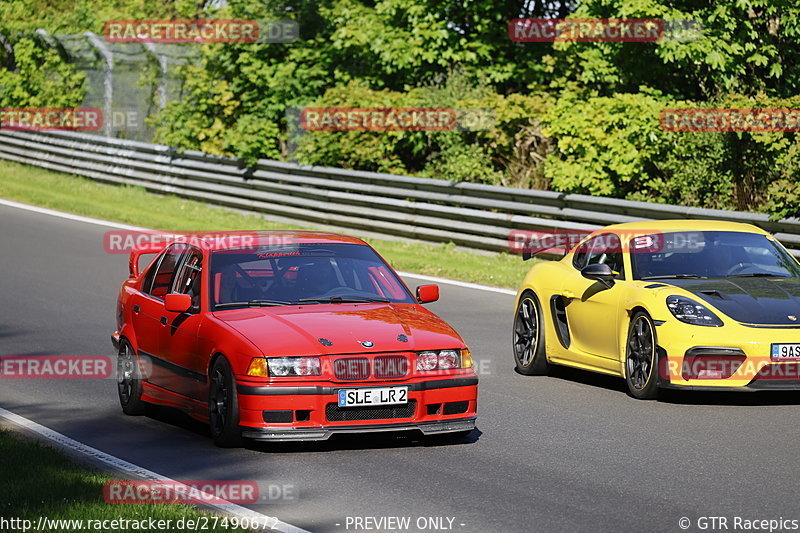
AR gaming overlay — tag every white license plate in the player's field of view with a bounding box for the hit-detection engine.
[337,386,408,407]
[771,344,800,360]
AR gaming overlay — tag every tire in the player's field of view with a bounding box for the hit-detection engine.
[208,357,243,448]
[117,340,147,415]
[513,292,549,375]
[625,311,660,400]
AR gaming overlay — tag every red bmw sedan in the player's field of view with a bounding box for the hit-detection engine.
[112,231,478,447]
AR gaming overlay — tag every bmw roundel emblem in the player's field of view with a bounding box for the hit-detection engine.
[361,341,374,348]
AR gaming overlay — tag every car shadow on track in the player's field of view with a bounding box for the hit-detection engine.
[142,403,212,438]
[658,389,800,406]
[530,364,630,395]
[524,364,800,406]
[246,428,482,454]
[142,403,482,452]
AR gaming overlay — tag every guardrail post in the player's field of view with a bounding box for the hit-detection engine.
[142,43,168,110]
[84,32,113,137]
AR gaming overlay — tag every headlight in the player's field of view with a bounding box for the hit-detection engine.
[417,351,439,371]
[416,349,469,371]
[438,350,460,369]
[267,357,321,377]
[666,296,723,326]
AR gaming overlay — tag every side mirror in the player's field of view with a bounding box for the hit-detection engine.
[581,263,616,288]
[522,248,532,261]
[416,284,440,304]
[164,293,192,313]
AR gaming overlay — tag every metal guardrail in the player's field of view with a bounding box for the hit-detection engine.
[1,129,799,255]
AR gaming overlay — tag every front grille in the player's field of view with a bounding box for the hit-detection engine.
[326,400,417,422]
[373,355,409,379]
[334,358,370,380]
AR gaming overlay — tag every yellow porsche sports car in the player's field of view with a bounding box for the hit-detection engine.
[513,220,800,399]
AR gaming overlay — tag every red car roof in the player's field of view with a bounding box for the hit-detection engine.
[196,230,368,251]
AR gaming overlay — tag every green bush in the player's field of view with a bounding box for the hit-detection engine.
[542,91,668,196]
[292,75,551,185]
[0,36,85,108]
[5,0,800,221]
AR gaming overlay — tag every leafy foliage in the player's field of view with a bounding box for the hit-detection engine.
[4,0,800,218]
[0,37,85,107]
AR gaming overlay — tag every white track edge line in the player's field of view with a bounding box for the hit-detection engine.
[0,407,309,533]
[396,272,516,296]
[0,198,147,231]
[0,197,518,296]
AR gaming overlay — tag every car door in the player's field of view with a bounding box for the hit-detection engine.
[127,256,162,365]
[161,246,206,400]
[559,233,626,367]
[136,243,187,390]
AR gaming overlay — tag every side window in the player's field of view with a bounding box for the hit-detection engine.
[572,239,591,270]
[584,233,625,279]
[172,248,203,311]
[141,259,160,295]
[146,244,186,299]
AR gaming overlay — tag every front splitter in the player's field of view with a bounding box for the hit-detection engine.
[240,417,476,442]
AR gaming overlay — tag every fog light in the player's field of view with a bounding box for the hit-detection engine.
[682,355,744,380]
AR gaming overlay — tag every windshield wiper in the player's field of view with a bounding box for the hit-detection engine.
[214,299,293,309]
[298,296,391,304]
[640,274,707,280]
[727,273,789,278]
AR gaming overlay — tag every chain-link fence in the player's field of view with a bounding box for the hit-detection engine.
[8,30,200,142]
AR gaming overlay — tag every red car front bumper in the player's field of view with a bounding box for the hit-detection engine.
[235,375,478,442]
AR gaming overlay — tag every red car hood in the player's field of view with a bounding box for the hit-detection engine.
[212,303,464,357]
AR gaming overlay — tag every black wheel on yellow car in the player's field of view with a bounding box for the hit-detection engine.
[513,292,549,375]
[625,311,660,399]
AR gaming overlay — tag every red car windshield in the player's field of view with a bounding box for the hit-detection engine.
[210,243,415,308]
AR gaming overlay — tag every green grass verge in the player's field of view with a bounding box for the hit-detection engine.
[0,159,532,288]
[0,428,249,532]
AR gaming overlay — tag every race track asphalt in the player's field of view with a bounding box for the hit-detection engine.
[1,202,799,533]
